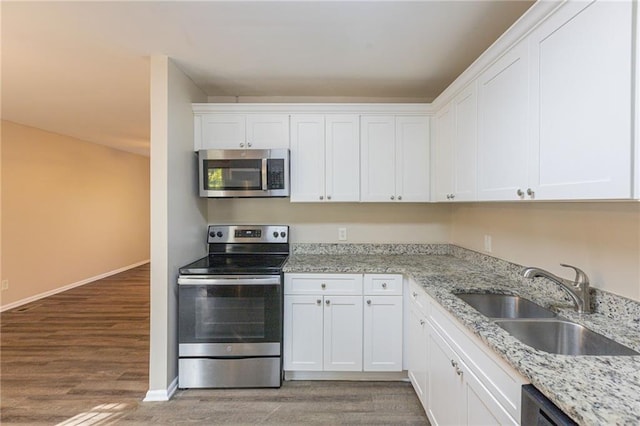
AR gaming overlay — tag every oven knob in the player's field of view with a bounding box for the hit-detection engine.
[209,231,215,238]
[216,231,223,238]
[273,231,279,238]
[280,232,286,238]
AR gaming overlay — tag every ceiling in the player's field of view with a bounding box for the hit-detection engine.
[1,1,533,157]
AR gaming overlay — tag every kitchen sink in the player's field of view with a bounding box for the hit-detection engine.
[456,293,557,319]
[494,319,639,356]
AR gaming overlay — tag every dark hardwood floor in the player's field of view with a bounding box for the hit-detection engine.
[1,264,429,425]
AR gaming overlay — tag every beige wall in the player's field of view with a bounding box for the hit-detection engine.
[1,120,150,309]
[451,202,640,301]
[208,199,452,243]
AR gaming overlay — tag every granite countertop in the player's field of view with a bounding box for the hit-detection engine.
[283,245,640,426]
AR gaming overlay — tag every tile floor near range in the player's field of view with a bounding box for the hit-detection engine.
[0,264,429,425]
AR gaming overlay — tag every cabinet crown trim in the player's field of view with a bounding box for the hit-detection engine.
[193,103,432,115]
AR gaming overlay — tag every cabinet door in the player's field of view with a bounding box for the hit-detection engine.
[363,295,403,371]
[326,115,360,202]
[453,82,478,201]
[361,115,396,202]
[463,360,518,426]
[290,115,326,202]
[433,103,455,202]
[200,114,246,149]
[245,114,290,149]
[477,40,529,201]
[528,0,632,200]
[283,295,323,371]
[323,295,363,371]
[428,323,464,426]
[396,116,430,202]
[408,304,429,407]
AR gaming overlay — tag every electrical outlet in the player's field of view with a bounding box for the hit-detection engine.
[484,235,492,253]
[338,227,348,241]
[1,280,8,291]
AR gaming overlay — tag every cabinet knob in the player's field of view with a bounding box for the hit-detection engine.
[451,359,457,368]
[321,283,326,289]
[456,367,464,377]
[398,195,402,201]
[527,188,535,198]
[325,299,331,306]
[316,299,322,305]
[419,319,425,326]
[319,195,324,200]
[450,194,455,200]
[390,195,395,200]
[239,142,245,148]
[366,299,372,305]
[382,283,387,289]
[412,292,418,298]
[327,195,331,200]
[516,189,524,198]
[247,142,252,147]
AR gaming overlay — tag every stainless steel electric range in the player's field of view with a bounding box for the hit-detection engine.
[177,225,289,389]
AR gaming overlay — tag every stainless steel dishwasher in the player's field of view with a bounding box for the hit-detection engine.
[521,384,577,426]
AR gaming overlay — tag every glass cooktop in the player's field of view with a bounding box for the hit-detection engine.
[178,254,288,275]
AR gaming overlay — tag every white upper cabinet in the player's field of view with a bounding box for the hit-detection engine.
[433,83,478,202]
[477,39,530,201]
[197,113,289,150]
[453,82,478,202]
[528,0,633,200]
[396,116,431,202]
[290,114,360,202]
[361,115,430,202]
[433,103,455,202]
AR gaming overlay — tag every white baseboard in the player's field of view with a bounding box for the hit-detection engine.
[143,377,178,402]
[284,370,409,381]
[0,260,150,312]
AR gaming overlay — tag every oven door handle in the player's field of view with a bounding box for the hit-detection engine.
[178,276,281,286]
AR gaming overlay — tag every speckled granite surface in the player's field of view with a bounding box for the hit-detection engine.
[284,244,640,426]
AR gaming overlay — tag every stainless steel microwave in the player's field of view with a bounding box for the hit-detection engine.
[198,149,290,198]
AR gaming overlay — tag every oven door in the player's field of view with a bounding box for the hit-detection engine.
[178,275,282,357]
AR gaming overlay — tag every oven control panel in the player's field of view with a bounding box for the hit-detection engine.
[208,225,288,244]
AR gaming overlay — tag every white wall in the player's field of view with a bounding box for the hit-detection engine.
[451,202,640,301]
[207,199,452,243]
[148,56,207,399]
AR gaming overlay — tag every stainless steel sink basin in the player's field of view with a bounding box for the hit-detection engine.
[456,293,557,319]
[495,319,639,356]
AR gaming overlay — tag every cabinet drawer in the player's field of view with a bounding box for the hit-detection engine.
[363,274,403,295]
[285,274,363,295]
[408,280,429,316]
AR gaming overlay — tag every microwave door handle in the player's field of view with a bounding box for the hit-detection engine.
[261,158,268,191]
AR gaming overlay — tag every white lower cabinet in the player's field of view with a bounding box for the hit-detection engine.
[407,284,526,425]
[407,296,429,406]
[323,295,363,371]
[284,273,402,373]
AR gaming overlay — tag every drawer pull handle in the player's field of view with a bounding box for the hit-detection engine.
[321,283,326,289]
[456,367,463,377]
[419,319,425,326]
[366,299,372,305]
[316,299,322,305]
[382,283,387,289]
[325,299,331,306]
[451,360,457,368]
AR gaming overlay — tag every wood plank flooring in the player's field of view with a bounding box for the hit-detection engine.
[1,264,429,425]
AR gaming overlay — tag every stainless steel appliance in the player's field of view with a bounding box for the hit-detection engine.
[198,149,289,198]
[522,385,577,426]
[178,225,289,388]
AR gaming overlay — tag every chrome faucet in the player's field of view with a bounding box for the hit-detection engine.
[521,264,592,314]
